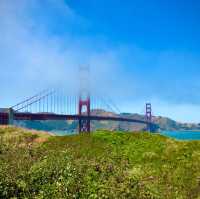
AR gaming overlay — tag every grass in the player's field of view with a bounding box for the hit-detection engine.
[0,126,200,198]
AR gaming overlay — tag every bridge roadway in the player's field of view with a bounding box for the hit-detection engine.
[13,112,151,125]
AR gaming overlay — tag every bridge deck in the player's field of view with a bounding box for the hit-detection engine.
[13,112,150,124]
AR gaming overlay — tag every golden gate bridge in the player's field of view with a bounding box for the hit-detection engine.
[0,67,156,133]
[0,89,155,132]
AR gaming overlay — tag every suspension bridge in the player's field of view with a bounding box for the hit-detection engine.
[0,68,157,133]
[0,89,155,133]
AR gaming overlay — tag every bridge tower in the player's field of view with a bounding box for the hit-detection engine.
[78,66,90,133]
[145,103,152,132]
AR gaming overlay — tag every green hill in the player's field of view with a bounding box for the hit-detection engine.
[1,126,200,198]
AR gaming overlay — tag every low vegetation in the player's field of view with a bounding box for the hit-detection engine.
[0,126,200,198]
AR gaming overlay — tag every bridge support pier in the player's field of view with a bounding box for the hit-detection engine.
[8,108,14,125]
[0,108,14,125]
[147,123,152,132]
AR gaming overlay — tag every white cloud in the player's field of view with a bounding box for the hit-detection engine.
[0,0,131,107]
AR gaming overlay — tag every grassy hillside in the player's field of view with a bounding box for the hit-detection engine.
[1,126,200,198]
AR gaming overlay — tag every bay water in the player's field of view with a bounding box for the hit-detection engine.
[160,130,200,140]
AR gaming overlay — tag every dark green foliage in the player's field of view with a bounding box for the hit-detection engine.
[1,127,200,198]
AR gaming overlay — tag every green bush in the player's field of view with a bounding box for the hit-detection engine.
[1,127,200,198]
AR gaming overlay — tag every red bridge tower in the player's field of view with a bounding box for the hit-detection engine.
[146,103,152,131]
[78,66,91,133]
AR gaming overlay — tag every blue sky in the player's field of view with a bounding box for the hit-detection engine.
[0,0,200,122]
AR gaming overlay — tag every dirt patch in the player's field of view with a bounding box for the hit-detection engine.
[34,137,48,143]
[27,129,55,136]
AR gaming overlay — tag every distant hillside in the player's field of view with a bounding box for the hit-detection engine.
[153,116,200,131]
[15,109,200,132]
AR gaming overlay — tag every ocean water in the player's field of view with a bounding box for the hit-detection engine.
[160,130,200,140]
